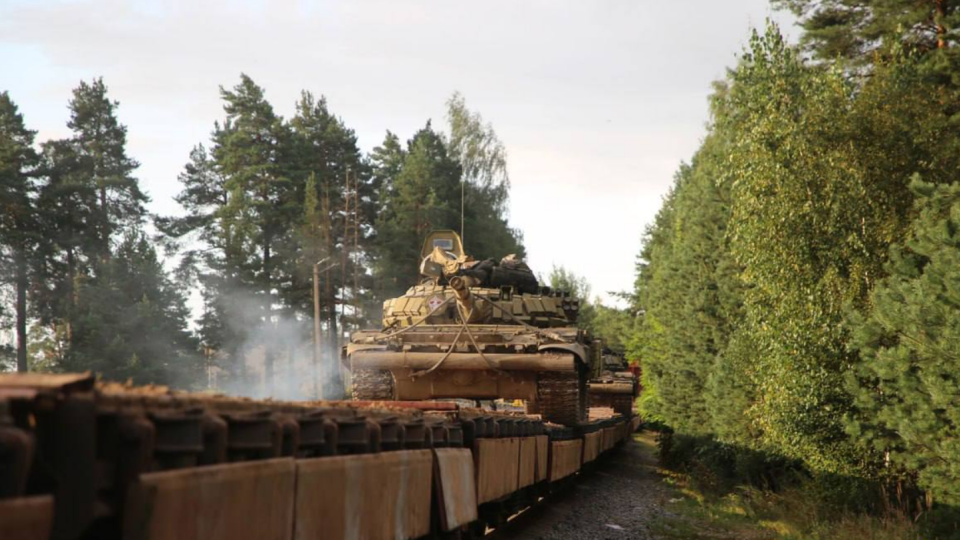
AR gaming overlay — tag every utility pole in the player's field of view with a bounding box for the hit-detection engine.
[313,257,334,399]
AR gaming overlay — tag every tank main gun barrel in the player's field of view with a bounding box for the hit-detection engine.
[449,276,485,323]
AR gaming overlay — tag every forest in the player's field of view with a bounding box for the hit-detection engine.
[628,0,960,531]
[4,0,960,533]
[0,77,529,397]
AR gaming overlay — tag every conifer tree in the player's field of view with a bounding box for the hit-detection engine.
[62,231,201,387]
[32,79,152,372]
[775,0,960,67]
[66,78,146,258]
[848,178,960,504]
[373,124,462,298]
[0,92,39,372]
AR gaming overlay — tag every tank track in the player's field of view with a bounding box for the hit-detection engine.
[351,369,395,400]
[536,370,586,426]
[610,394,635,417]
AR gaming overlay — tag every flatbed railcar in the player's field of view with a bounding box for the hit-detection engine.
[0,373,639,540]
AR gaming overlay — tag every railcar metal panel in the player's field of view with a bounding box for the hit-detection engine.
[473,438,520,503]
[0,495,53,540]
[582,432,601,463]
[433,448,478,531]
[534,435,549,482]
[123,458,296,540]
[294,450,433,540]
[548,440,582,482]
[517,437,537,488]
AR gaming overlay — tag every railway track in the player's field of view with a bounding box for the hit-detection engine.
[0,373,638,540]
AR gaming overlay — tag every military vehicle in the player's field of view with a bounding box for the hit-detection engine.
[343,230,598,426]
[587,349,639,417]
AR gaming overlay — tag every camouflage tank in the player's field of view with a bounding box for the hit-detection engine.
[343,230,597,426]
[587,349,639,417]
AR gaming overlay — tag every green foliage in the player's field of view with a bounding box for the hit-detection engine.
[0,92,39,372]
[634,20,960,504]
[848,178,960,505]
[774,0,960,78]
[372,103,524,301]
[63,232,201,387]
[632,129,742,437]
[546,265,596,329]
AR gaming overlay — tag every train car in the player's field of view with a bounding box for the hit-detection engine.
[0,373,636,540]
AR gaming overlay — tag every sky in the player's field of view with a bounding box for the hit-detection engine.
[0,0,795,310]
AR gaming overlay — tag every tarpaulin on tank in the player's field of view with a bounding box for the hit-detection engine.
[457,254,539,294]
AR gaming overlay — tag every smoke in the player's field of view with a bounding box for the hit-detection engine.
[203,287,347,401]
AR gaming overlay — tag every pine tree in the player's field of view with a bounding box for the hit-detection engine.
[66,78,146,258]
[373,123,462,298]
[848,178,960,504]
[209,74,296,392]
[63,231,201,387]
[774,0,960,65]
[31,79,152,372]
[0,92,39,372]
[285,91,368,346]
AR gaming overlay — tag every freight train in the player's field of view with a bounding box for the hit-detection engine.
[0,372,638,540]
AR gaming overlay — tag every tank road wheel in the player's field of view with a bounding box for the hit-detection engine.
[536,370,586,426]
[351,369,395,401]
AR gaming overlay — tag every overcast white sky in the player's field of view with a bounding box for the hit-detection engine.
[0,0,795,310]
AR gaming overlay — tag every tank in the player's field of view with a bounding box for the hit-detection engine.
[343,230,597,426]
[587,349,639,417]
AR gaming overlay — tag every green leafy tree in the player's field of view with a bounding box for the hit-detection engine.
[546,265,596,330]
[716,24,960,473]
[444,93,524,262]
[0,92,39,372]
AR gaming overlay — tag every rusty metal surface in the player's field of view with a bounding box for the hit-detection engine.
[548,439,582,482]
[294,450,433,540]
[0,371,633,540]
[0,373,94,392]
[345,400,459,411]
[123,458,295,540]
[0,495,54,540]
[433,448,478,531]
[393,368,538,401]
[473,438,520,504]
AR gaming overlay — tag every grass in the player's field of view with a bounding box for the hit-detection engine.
[633,432,923,540]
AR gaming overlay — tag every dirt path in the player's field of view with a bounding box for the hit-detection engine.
[489,432,672,540]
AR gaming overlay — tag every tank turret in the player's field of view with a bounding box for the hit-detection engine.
[344,231,597,426]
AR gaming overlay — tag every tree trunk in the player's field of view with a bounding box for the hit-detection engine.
[65,247,75,344]
[263,238,273,395]
[15,249,28,372]
[100,185,109,255]
[936,0,947,49]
